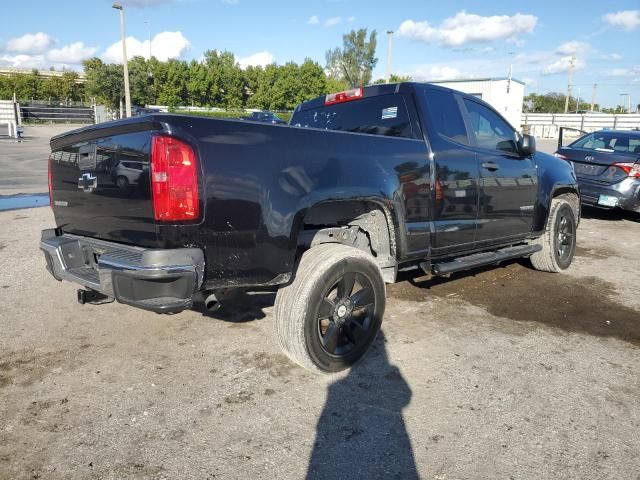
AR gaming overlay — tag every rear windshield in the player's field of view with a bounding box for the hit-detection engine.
[291,94,413,138]
[570,132,640,154]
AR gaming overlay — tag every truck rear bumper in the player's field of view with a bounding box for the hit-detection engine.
[40,229,205,313]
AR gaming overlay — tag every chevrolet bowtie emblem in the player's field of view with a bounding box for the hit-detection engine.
[78,172,98,193]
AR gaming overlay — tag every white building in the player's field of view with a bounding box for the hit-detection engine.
[426,77,525,130]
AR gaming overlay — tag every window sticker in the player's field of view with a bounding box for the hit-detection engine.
[381,106,398,120]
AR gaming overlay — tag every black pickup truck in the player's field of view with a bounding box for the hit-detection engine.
[41,82,579,373]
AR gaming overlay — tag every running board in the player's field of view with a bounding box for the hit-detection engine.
[432,244,542,276]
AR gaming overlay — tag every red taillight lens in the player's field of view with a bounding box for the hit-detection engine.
[325,87,364,105]
[150,136,200,222]
[48,154,53,207]
[554,152,569,160]
[613,162,640,178]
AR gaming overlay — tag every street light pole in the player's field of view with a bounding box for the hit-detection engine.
[385,30,394,83]
[113,2,132,118]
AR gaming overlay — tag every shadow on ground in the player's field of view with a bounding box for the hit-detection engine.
[306,332,419,480]
[581,206,640,222]
[193,290,276,323]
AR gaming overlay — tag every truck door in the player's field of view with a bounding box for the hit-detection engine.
[419,87,479,255]
[461,98,537,242]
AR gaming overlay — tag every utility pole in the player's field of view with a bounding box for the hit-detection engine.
[620,93,631,113]
[507,51,514,94]
[590,83,597,112]
[385,30,394,83]
[575,87,581,112]
[564,55,575,114]
[113,2,132,118]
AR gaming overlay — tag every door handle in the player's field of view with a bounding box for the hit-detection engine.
[482,162,499,171]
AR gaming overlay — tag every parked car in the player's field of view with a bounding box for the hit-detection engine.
[41,83,579,373]
[110,159,147,188]
[555,129,640,212]
[241,110,286,124]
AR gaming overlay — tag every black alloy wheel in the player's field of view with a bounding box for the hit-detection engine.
[316,272,376,357]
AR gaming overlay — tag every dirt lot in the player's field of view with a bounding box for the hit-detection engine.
[0,128,639,479]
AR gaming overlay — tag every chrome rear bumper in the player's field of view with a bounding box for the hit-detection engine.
[40,229,204,313]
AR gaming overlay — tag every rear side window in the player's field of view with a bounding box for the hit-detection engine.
[463,99,518,154]
[291,94,413,138]
[421,88,469,145]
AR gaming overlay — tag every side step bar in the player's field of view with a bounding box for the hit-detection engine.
[433,244,542,276]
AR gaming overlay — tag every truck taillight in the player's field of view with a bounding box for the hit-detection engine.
[325,87,363,105]
[613,162,640,179]
[48,154,53,207]
[151,136,200,222]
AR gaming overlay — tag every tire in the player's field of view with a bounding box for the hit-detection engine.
[274,243,386,373]
[530,196,577,272]
[116,176,129,189]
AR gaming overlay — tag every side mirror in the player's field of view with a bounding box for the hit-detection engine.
[518,134,536,156]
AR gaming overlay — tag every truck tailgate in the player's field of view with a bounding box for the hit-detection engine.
[49,121,160,247]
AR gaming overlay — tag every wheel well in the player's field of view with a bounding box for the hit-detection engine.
[553,188,580,222]
[298,200,397,282]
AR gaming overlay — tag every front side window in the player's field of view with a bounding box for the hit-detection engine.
[463,99,518,154]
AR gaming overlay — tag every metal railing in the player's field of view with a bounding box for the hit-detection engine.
[521,113,640,138]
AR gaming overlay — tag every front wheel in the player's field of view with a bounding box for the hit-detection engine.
[530,196,577,272]
[275,244,385,373]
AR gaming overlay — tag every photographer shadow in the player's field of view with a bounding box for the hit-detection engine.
[307,331,419,479]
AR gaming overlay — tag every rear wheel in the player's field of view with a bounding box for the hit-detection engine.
[275,243,385,373]
[530,196,577,272]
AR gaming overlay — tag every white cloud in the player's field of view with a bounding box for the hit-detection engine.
[47,42,97,64]
[307,15,319,25]
[237,51,274,69]
[541,56,585,75]
[398,11,537,46]
[607,66,640,77]
[324,16,342,27]
[102,31,190,63]
[599,52,622,61]
[5,32,55,54]
[0,53,46,68]
[221,0,239,4]
[409,65,464,81]
[555,40,590,56]
[347,16,355,23]
[603,10,640,31]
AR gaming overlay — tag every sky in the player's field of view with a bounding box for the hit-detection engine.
[1,0,639,108]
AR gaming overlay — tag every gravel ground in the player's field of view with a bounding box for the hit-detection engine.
[0,206,639,480]
[0,128,639,479]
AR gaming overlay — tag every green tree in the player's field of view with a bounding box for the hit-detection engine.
[187,59,213,106]
[326,28,378,88]
[83,57,124,110]
[524,92,598,113]
[373,73,412,84]
[128,56,153,106]
[204,50,246,108]
[157,59,189,107]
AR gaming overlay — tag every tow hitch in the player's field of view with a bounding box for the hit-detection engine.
[77,289,113,305]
